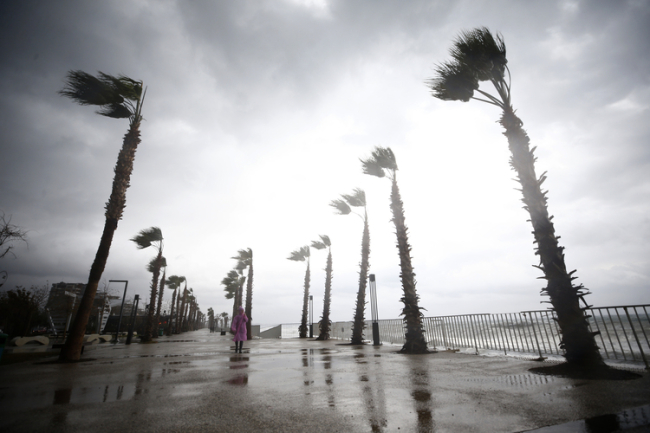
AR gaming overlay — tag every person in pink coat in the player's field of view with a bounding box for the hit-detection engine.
[231,306,248,353]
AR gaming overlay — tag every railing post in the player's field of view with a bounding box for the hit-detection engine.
[524,312,545,361]
[624,307,649,369]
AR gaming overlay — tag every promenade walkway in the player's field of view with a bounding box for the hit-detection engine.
[1,328,649,432]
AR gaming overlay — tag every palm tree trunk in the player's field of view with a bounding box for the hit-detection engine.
[391,176,428,354]
[59,120,141,362]
[154,271,166,339]
[317,249,333,340]
[176,288,186,334]
[245,258,254,340]
[167,288,177,336]
[501,107,603,367]
[142,251,162,342]
[299,261,310,338]
[351,214,370,345]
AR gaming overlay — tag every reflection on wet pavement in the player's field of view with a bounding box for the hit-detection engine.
[525,404,650,432]
[409,364,434,433]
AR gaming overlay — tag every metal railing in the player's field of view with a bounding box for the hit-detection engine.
[329,304,650,368]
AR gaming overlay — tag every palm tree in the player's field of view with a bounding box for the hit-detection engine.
[176,281,189,334]
[288,246,311,338]
[222,269,245,322]
[221,312,229,330]
[311,235,333,340]
[331,189,370,345]
[232,249,254,340]
[154,265,167,338]
[58,70,146,362]
[362,147,428,354]
[429,27,603,368]
[131,227,164,342]
[165,275,185,335]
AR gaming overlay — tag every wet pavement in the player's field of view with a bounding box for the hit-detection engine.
[1,328,649,432]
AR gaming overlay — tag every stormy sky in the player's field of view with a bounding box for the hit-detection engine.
[1,0,648,326]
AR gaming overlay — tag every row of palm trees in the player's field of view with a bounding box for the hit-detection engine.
[280,27,605,369]
[207,308,230,331]
[58,27,605,370]
[131,227,204,340]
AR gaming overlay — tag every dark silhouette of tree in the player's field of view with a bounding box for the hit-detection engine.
[428,27,603,368]
[222,269,245,324]
[311,235,332,340]
[331,189,370,345]
[58,71,146,362]
[154,266,166,338]
[131,227,164,342]
[288,246,311,338]
[362,147,428,354]
[232,249,254,340]
[165,275,185,335]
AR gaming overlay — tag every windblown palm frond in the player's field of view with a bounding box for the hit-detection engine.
[341,189,366,208]
[318,234,331,247]
[59,70,143,120]
[330,199,352,215]
[232,248,253,265]
[311,241,326,250]
[130,227,163,249]
[361,158,385,178]
[166,275,186,291]
[450,27,507,82]
[428,61,478,102]
[361,147,398,177]
[147,256,167,273]
[287,246,310,262]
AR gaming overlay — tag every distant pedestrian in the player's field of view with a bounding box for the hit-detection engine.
[231,306,248,353]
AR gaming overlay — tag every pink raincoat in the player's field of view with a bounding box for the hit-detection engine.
[231,310,248,342]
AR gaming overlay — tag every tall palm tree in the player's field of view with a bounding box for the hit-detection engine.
[154,266,167,338]
[288,246,311,338]
[232,249,254,340]
[331,189,370,345]
[131,227,164,342]
[176,281,189,334]
[221,312,229,330]
[165,275,185,335]
[58,70,146,362]
[362,147,428,354]
[222,269,245,322]
[428,27,603,368]
[207,307,214,331]
[311,235,333,341]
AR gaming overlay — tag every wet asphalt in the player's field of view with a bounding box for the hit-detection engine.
[1,328,649,433]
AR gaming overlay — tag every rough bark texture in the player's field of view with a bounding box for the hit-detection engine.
[59,120,141,362]
[299,262,310,338]
[167,288,177,336]
[351,216,370,345]
[391,176,428,354]
[317,249,333,340]
[141,251,162,342]
[501,108,603,367]
[153,271,165,339]
[245,256,254,341]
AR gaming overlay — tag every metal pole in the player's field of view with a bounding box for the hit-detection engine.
[309,295,313,338]
[110,280,129,344]
[126,295,140,345]
[369,274,381,346]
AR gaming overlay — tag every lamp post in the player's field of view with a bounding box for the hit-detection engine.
[110,280,129,344]
[309,295,313,338]
[126,294,140,345]
[369,274,381,346]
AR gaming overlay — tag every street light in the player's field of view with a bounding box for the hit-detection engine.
[309,295,313,338]
[369,274,381,346]
[109,280,129,344]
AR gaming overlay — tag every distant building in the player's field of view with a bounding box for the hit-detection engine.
[45,282,113,335]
